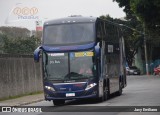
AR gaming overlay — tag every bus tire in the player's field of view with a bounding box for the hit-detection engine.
[104,85,109,101]
[98,85,109,102]
[117,82,122,96]
[53,100,65,106]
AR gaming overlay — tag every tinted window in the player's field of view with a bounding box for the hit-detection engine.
[43,51,96,80]
[70,51,96,78]
[43,23,95,45]
[43,52,68,80]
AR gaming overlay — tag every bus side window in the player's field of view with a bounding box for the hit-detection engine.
[96,22,104,41]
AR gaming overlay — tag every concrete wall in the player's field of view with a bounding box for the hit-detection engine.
[0,54,43,99]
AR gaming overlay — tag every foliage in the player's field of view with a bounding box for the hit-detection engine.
[1,34,40,54]
[130,0,160,28]
[113,0,135,20]
[0,26,41,54]
[0,26,30,39]
[113,0,160,64]
[113,0,160,36]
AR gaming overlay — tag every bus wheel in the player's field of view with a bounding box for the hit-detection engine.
[117,82,122,96]
[53,100,65,106]
[104,86,109,101]
[98,85,109,102]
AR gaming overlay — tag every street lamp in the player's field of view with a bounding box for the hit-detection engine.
[119,24,149,75]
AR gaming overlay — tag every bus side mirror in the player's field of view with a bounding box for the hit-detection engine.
[34,46,42,62]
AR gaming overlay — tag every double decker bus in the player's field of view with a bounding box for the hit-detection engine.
[34,16,127,105]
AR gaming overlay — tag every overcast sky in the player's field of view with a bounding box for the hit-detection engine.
[0,0,125,30]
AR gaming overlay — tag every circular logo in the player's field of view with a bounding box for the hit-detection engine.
[13,7,38,16]
[30,7,38,15]
[22,7,30,15]
[13,7,21,15]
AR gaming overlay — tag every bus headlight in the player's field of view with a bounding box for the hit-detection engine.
[85,83,97,91]
[45,86,55,92]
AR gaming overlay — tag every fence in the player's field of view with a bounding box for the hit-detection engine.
[0,54,43,99]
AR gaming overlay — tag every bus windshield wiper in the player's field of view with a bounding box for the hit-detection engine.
[64,72,92,80]
[47,77,64,81]
[64,72,81,80]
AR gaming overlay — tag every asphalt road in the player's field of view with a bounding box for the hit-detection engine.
[1,75,160,115]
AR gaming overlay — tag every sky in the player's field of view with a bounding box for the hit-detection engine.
[0,0,126,30]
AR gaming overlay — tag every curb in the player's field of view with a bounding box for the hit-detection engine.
[15,99,44,106]
[0,94,44,106]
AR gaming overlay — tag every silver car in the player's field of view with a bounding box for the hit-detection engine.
[128,66,141,75]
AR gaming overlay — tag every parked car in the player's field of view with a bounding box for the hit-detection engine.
[128,66,141,75]
[126,66,130,75]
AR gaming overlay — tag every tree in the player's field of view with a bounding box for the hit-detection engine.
[0,26,30,39]
[113,0,160,36]
[130,0,160,28]
[2,35,40,54]
[113,0,134,20]
[0,26,41,54]
[114,0,160,66]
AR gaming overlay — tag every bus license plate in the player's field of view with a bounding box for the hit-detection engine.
[66,93,75,97]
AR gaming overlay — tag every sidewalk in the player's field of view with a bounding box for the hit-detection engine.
[0,93,44,106]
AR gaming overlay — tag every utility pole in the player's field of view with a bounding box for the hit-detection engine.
[143,23,149,75]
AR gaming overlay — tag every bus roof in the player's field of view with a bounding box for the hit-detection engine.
[44,16,97,25]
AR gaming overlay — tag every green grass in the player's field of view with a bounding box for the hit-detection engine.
[0,91,43,102]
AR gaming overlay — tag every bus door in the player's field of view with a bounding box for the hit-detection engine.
[105,42,120,93]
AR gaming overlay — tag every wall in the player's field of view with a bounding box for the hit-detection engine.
[0,54,43,99]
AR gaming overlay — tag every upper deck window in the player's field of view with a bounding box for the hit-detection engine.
[43,23,95,45]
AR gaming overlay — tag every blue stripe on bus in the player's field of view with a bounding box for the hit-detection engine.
[41,42,96,52]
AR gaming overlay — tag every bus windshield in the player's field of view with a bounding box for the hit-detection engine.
[43,23,95,45]
[43,52,96,81]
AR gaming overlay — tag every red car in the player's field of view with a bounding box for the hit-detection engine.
[154,65,160,75]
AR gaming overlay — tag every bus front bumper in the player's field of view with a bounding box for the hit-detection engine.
[44,88,98,101]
